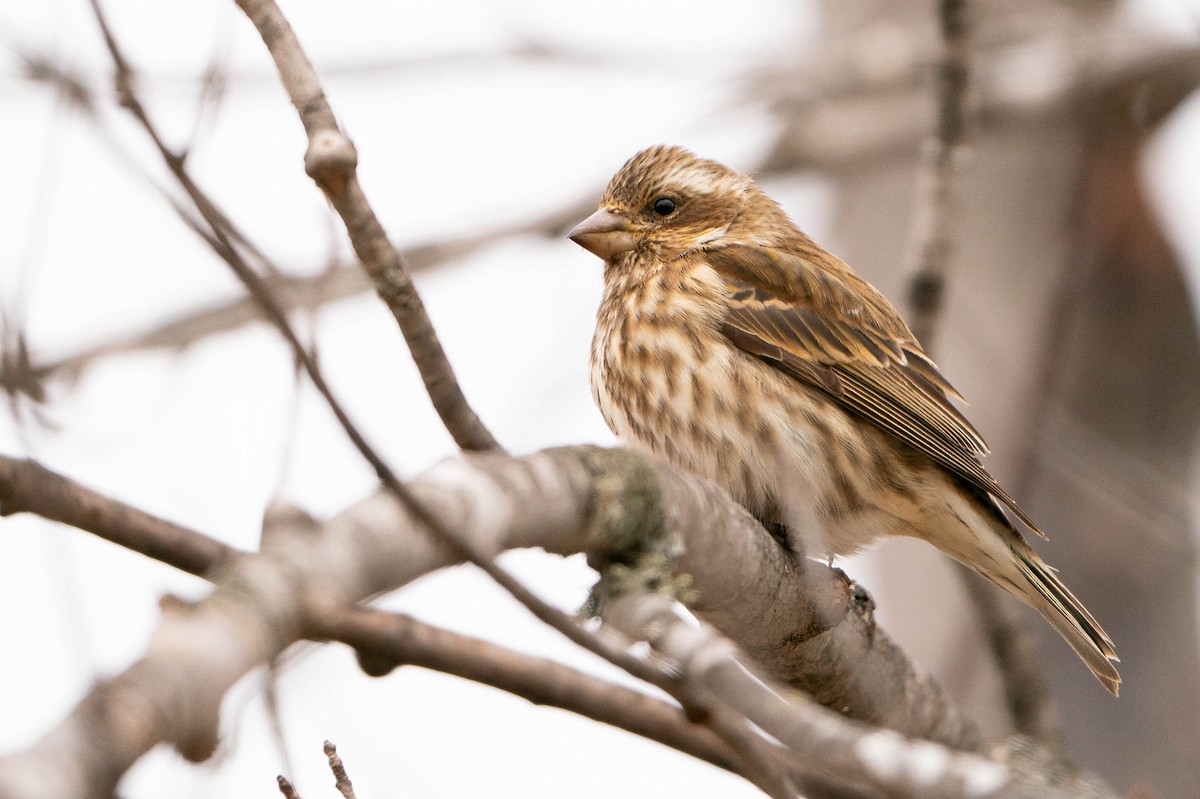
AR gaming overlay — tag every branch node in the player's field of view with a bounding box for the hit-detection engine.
[304,129,357,198]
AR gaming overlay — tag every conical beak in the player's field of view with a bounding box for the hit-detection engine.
[569,208,638,260]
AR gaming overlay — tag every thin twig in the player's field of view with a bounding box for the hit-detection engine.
[314,606,736,773]
[231,0,497,453]
[0,454,234,576]
[323,742,356,799]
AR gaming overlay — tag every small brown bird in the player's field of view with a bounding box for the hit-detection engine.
[570,145,1120,694]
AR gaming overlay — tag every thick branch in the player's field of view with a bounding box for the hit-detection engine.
[608,448,980,750]
[0,445,981,797]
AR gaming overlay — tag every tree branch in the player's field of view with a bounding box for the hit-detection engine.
[312,606,737,773]
[231,0,497,452]
[0,445,994,798]
[323,742,356,799]
[607,594,1011,799]
[86,2,737,760]
[0,453,740,774]
[0,454,233,577]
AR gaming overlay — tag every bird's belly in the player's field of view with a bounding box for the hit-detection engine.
[591,324,918,559]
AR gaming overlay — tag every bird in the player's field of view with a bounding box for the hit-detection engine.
[569,144,1120,695]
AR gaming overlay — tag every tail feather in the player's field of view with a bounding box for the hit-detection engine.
[1012,548,1121,696]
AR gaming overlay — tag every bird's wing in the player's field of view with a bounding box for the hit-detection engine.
[705,243,1044,536]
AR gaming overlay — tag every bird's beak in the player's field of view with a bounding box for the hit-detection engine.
[569,208,638,260]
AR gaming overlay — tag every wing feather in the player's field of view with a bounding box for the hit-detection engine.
[706,244,1043,537]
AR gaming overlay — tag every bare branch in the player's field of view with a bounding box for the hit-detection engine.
[0,445,990,798]
[231,0,497,452]
[314,606,736,773]
[0,453,740,776]
[323,742,355,799]
[0,454,233,576]
[607,594,1013,799]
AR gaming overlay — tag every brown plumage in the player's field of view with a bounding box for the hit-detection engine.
[570,144,1120,695]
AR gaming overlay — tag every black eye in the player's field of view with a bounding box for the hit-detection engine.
[652,197,677,216]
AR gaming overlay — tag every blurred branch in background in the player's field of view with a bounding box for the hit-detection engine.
[759,7,1200,171]
[902,0,969,347]
[0,202,593,401]
[895,0,1063,748]
[1014,69,1200,796]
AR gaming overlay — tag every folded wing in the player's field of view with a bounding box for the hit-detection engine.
[706,243,1044,536]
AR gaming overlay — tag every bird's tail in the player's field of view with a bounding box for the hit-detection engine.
[1007,544,1121,696]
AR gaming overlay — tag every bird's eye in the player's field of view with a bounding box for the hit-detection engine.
[652,197,677,216]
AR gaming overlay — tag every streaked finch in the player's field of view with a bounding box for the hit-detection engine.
[570,145,1120,694]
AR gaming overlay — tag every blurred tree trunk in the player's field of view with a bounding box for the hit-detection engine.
[790,1,1200,795]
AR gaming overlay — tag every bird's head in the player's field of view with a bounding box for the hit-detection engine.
[569,145,785,262]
